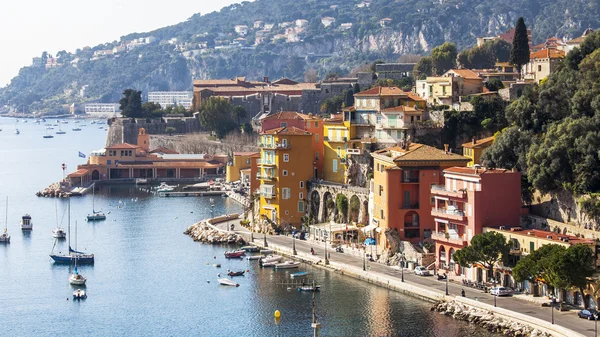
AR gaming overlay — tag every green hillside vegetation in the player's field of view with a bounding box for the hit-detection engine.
[481,31,600,203]
[1,0,600,113]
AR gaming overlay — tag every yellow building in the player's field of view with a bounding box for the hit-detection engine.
[226,152,259,182]
[322,115,351,183]
[462,136,494,166]
[258,127,314,228]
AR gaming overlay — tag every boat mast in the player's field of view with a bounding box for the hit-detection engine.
[4,196,8,233]
[68,197,71,253]
[312,279,321,337]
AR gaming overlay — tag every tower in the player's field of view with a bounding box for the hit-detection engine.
[137,127,150,152]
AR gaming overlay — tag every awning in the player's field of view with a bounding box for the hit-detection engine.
[361,224,377,233]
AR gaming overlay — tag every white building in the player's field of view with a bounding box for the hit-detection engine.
[321,17,336,27]
[85,103,121,117]
[234,25,249,36]
[147,91,193,109]
[296,19,309,28]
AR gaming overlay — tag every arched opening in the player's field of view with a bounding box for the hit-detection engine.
[439,245,446,268]
[310,190,320,221]
[349,195,360,223]
[91,170,100,180]
[404,211,420,239]
[585,294,595,309]
[361,200,369,224]
[448,248,456,273]
[323,192,335,222]
[335,193,348,223]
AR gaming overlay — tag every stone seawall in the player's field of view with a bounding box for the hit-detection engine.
[106,117,201,146]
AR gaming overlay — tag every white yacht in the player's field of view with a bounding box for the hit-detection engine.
[52,227,66,239]
[20,214,33,230]
[0,197,9,243]
[73,289,87,299]
[157,182,176,193]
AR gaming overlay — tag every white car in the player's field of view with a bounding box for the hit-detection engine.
[490,286,511,296]
[414,266,430,276]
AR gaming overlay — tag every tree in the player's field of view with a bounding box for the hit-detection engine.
[431,42,457,75]
[485,78,504,92]
[335,194,348,223]
[370,60,385,72]
[119,89,142,118]
[562,244,596,301]
[231,106,246,125]
[165,127,176,136]
[344,89,354,108]
[413,56,433,79]
[485,39,512,63]
[141,102,163,118]
[510,17,530,77]
[352,83,361,94]
[304,68,318,82]
[240,122,253,134]
[198,97,237,139]
[453,232,511,279]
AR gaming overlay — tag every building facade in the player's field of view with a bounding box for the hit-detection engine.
[226,152,260,183]
[462,136,494,166]
[522,48,565,84]
[147,91,193,109]
[84,103,121,117]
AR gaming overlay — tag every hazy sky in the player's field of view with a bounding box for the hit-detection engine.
[0,0,242,87]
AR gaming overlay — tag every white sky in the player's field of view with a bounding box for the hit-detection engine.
[0,0,242,87]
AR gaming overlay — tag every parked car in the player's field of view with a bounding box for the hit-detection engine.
[489,286,511,297]
[292,231,308,240]
[578,309,599,320]
[414,266,430,276]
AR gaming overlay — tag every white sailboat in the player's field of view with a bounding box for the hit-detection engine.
[68,221,87,285]
[50,198,94,264]
[87,184,106,221]
[52,199,66,239]
[55,124,66,135]
[0,197,10,243]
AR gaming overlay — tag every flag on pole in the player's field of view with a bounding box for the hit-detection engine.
[78,151,86,158]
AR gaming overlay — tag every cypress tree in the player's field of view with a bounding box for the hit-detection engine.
[510,17,530,78]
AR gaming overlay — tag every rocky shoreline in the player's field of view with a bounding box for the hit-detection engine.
[432,300,552,337]
[184,221,246,245]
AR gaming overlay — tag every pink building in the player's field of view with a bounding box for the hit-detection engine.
[430,166,521,278]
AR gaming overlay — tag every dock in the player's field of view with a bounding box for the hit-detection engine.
[158,191,225,197]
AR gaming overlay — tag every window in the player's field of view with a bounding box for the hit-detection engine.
[337,147,341,156]
[300,181,304,188]
[314,122,318,127]
[315,152,319,160]
[283,170,288,176]
[281,139,288,148]
[332,159,338,173]
[380,209,384,219]
[246,158,251,165]
[376,163,380,171]
[283,154,289,162]
[282,188,290,199]
[298,201,305,213]
[107,160,112,165]
[379,185,383,196]
[315,134,319,142]
[299,192,304,199]
[280,122,287,127]
[537,65,542,72]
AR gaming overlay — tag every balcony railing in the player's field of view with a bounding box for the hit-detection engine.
[326,137,348,143]
[400,202,419,209]
[430,185,467,199]
[257,159,276,166]
[347,148,362,155]
[404,222,420,228]
[431,208,467,221]
[260,192,276,199]
[401,177,419,183]
[256,173,276,180]
[258,142,290,150]
[431,232,466,245]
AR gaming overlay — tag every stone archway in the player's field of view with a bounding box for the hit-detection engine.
[439,245,446,268]
[323,192,335,222]
[335,193,348,223]
[361,199,369,224]
[349,195,360,223]
[92,170,100,180]
[309,190,320,221]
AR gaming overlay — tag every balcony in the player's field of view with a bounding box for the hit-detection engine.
[347,148,362,155]
[431,232,467,246]
[256,173,276,181]
[404,222,420,228]
[257,159,276,166]
[376,122,405,130]
[258,142,290,150]
[430,185,467,199]
[401,177,419,183]
[431,208,467,222]
[400,202,419,210]
[260,184,276,199]
[326,137,348,143]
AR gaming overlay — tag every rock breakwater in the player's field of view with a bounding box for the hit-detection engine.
[432,300,552,337]
[184,222,246,245]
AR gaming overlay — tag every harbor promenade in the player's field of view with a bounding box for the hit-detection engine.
[212,221,592,337]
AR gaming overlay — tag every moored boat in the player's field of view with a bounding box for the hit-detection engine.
[50,199,95,264]
[217,278,239,287]
[73,289,87,299]
[274,261,300,269]
[260,249,274,255]
[227,270,245,277]
[52,227,66,239]
[86,184,106,221]
[240,246,260,252]
[20,214,33,230]
[298,284,321,292]
[224,250,245,258]
[0,197,10,243]
[246,255,262,260]
[290,271,308,278]
[260,255,283,264]
[69,268,87,285]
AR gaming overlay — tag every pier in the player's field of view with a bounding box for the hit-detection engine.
[158,190,225,197]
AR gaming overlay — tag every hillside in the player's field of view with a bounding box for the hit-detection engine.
[1,0,599,114]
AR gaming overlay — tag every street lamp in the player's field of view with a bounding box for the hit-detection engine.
[445,275,449,295]
[324,232,329,265]
[363,248,366,271]
[595,310,598,337]
[551,298,554,324]
[293,233,297,255]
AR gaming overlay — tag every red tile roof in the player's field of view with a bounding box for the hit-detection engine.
[106,143,139,150]
[67,169,89,178]
[355,86,423,100]
[261,126,312,135]
[462,136,495,149]
[262,111,318,121]
[234,152,260,156]
[380,106,423,114]
[446,69,482,80]
[373,143,470,164]
[492,228,594,245]
[443,166,513,176]
[530,48,565,60]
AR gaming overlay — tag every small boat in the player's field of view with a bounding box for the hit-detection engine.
[56,124,66,134]
[224,250,245,258]
[135,178,148,185]
[217,278,239,287]
[290,271,308,278]
[227,270,245,277]
[240,246,260,252]
[261,261,279,267]
[72,128,81,131]
[0,197,10,243]
[73,289,87,299]
[298,284,321,292]
[260,249,274,255]
[86,184,106,221]
[213,263,221,268]
[43,128,54,139]
[15,129,19,135]
[260,255,283,264]
[274,261,300,269]
[53,227,66,239]
[157,182,176,193]
[20,214,33,230]
[50,199,95,264]
[246,255,262,260]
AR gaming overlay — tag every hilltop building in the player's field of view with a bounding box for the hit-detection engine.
[522,48,565,84]
[415,69,484,107]
[84,103,121,117]
[462,136,495,166]
[147,91,193,109]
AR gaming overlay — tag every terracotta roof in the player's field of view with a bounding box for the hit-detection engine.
[380,106,423,114]
[374,143,470,164]
[530,48,565,60]
[117,161,223,169]
[462,136,495,149]
[67,169,89,178]
[446,69,482,80]
[261,126,312,135]
[106,143,139,150]
[355,86,419,97]
[262,111,317,121]
[234,152,260,156]
[149,147,179,154]
[443,166,512,176]
[491,228,594,245]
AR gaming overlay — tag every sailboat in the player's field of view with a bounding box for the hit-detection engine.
[0,197,10,243]
[68,221,87,285]
[52,199,66,239]
[43,128,54,139]
[50,198,94,264]
[14,128,19,135]
[86,184,106,221]
[55,124,66,135]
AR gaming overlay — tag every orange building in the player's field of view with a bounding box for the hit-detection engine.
[67,128,226,185]
[431,166,522,279]
[370,142,470,247]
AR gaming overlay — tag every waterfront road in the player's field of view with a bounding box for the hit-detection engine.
[233,229,597,337]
